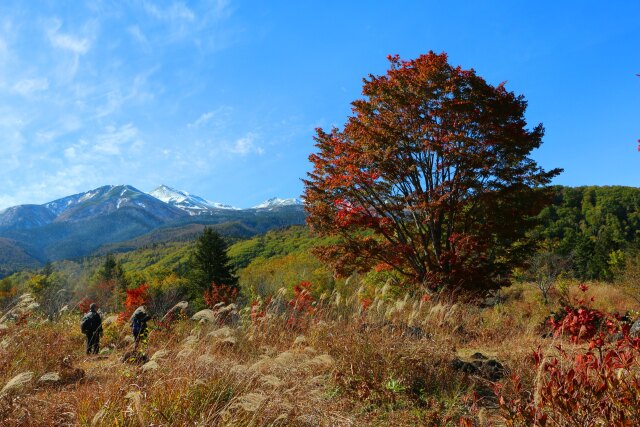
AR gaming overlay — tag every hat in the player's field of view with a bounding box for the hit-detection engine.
[90,303,97,312]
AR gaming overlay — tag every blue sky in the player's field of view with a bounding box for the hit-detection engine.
[0,1,637,209]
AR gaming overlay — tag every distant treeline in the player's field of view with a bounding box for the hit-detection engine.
[533,186,640,280]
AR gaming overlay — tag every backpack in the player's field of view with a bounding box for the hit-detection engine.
[131,311,147,336]
[81,312,99,334]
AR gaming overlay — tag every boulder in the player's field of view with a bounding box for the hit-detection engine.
[451,353,505,381]
[192,309,216,323]
[208,326,233,340]
[38,372,61,384]
[630,319,640,337]
[1,372,34,396]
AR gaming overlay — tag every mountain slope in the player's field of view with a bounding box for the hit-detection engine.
[253,197,303,210]
[0,205,57,230]
[149,184,238,214]
[0,184,307,275]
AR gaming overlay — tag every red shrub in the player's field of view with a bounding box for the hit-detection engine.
[286,281,317,329]
[497,287,640,424]
[203,282,238,308]
[118,283,149,322]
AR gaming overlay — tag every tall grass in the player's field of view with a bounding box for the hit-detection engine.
[0,280,638,425]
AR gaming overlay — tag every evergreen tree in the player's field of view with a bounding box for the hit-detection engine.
[189,227,237,299]
[96,253,128,291]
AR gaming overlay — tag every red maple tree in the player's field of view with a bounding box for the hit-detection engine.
[304,52,561,292]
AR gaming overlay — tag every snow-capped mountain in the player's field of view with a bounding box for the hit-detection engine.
[43,185,184,223]
[253,197,303,210]
[0,184,307,272]
[149,185,239,215]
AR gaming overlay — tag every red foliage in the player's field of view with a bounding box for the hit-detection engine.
[286,281,317,329]
[497,288,640,424]
[118,283,149,321]
[304,51,560,292]
[76,297,92,313]
[250,296,272,322]
[360,298,373,310]
[203,282,238,308]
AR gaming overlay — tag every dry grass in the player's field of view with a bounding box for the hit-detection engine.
[0,280,637,426]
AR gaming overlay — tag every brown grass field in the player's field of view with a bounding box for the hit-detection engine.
[1,280,639,426]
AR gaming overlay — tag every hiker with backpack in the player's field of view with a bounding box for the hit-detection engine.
[80,303,102,354]
[131,306,151,350]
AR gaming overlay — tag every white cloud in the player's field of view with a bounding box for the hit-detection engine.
[227,133,264,156]
[93,123,141,155]
[127,25,148,46]
[47,20,91,54]
[12,78,49,96]
[187,106,233,128]
[143,1,195,22]
[189,111,215,128]
[63,146,76,159]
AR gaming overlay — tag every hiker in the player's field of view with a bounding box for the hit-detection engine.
[80,303,102,354]
[131,306,151,350]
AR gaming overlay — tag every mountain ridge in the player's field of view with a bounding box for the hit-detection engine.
[0,184,306,275]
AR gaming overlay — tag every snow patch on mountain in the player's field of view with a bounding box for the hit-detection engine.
[149,185,239,214]
[252,197,303,209]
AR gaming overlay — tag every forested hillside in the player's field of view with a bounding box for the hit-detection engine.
[2,185,639,306]
[534,186,640,280]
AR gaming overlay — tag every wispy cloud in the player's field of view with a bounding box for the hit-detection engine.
[92,123,142,156]
[47,20,91,54]
[187,106,233,128]
[142,1,195,22]
[226,133,264,156]
[12,78,49,96]
[127,25,149,47]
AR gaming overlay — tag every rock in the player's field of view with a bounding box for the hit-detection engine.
[471,352,488,360]
[142,361,160,372]
[59,357,85,383]
[192,309,216,323]
[630,319,640,337]
[451,353,505,381]
[607,332,625,343]
[173,301,189,310]
[208,326,233,340]
[1,372,34,396]
[38,372,61,384]
[0,294,40,323]
[161,301,189,323]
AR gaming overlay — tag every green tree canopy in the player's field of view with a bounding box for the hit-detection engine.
[188,227,237,298]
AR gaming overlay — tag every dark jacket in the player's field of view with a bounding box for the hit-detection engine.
[81,310,102,335]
